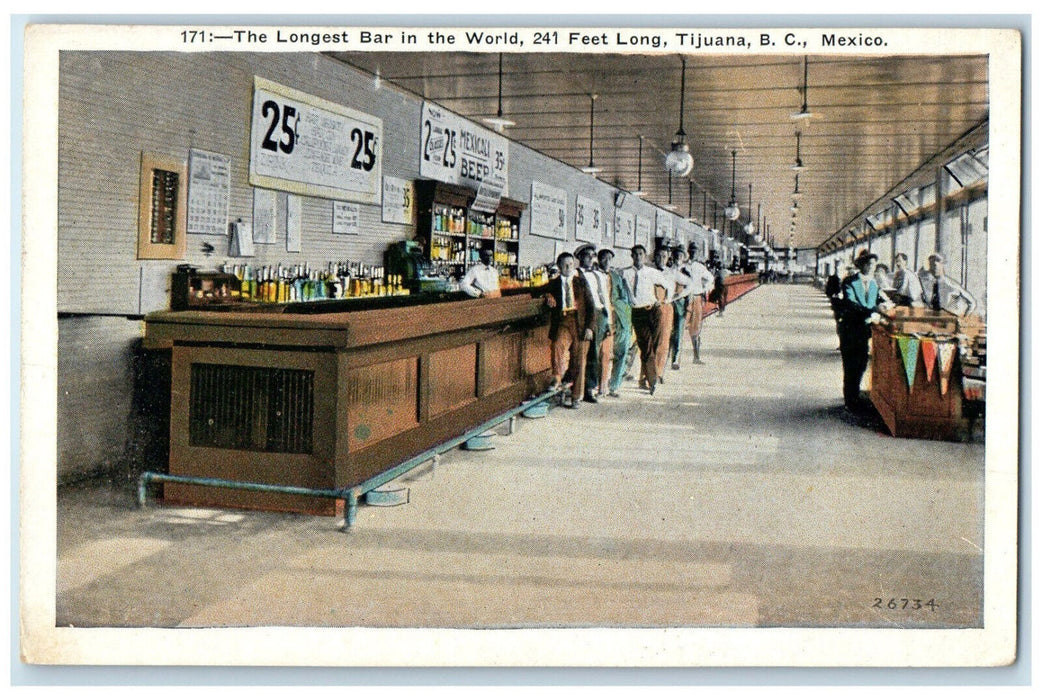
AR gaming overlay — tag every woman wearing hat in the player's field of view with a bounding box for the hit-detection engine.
[838,249,894,411]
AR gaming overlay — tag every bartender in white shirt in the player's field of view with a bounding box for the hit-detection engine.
[461,247,501,298]
[619,245,670,394]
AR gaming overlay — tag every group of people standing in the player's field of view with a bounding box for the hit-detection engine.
[825,248,977,412]
[540,241,723,409]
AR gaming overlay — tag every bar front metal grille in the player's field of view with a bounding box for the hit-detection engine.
[189,363,314,454]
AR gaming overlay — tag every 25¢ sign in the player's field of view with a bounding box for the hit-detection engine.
[249,76,382,204]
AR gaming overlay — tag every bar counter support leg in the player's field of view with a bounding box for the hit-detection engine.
[344,490,359,530]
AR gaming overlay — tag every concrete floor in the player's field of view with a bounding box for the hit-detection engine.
[56,283,985,630]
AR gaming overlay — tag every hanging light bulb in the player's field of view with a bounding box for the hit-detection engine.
[482,53,515,132]
[665,56,694,177]
[792,131,805,171]
[581,94,602,174]
[792,172,803,200]
[791,56,817,120]
[632,135,646,196]
[723,150,740,221]
[664,171,677,210]
[742,183,754,235]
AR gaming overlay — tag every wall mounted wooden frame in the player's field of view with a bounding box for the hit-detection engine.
[137,152,188,260]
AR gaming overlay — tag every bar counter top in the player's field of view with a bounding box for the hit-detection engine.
[144,288,547,350]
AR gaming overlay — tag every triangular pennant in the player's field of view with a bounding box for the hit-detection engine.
[937,341,957,395]
[896,335,920,390]
[920,338,937,382]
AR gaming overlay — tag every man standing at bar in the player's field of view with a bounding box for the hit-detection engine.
[890,252,925,308]
[599,248,632,397]
[620,245,670,395]
[838,250,894,411]
[920,253,976,315]
[461,247,501,298]
[683,243,715,364]
[542,251,595,408]
[667,246,696,370]
[651,246,677,383]
[575,244,613,403]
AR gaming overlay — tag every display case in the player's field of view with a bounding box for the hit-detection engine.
[870,307,985,441]
[415,179,526,286]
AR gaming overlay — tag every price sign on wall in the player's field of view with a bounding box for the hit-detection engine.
[381,176,414,225]
[614,209,635,249]
[249,76,382,204]
[656,210,674,242]
[530,181,568,240]
[420,102,509,207]
[575,194,602,244]
[635,216,652,249]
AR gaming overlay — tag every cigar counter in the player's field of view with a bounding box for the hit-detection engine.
[143,285,554,522]
[869,307,986,441]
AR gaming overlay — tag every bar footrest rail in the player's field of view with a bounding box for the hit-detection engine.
[137,386,563,530]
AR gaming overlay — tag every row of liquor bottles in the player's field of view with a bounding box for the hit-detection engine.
[430,236,519,265]
[221,262,410,302]
[425,262,551,289]
[432,204,519,239]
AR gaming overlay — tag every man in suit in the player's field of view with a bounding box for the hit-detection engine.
[920,253,976,315]
[838,250,894,411]
[575,244,613,403]
[541,251,596,408]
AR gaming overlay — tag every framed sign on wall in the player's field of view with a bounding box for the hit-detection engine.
[249,76,383,204]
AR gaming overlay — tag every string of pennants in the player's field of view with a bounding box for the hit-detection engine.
[892,333,959,394]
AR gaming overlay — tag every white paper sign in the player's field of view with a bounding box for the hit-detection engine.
[575,194,602,244]
[286,194,302,253]
[229,219,254,257]
[635,215,652,249]
[420,102,508,206]
[381,176,414,225]
[614,209,635,249]
[187,149,231,235]
[333,201,361,235]
[250,76,382,204]
[530,181,568,240]
[252,188,277,244]
[656,210,673,242]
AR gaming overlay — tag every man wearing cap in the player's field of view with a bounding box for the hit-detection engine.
[461,247,501,298]
[541,251,596,408]
[619,244,671,395]
[920,253,976,315]
[576,244,613,402]
[838,249,894,411]
[890,252,925,307]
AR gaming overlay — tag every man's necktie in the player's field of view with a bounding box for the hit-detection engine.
[932,280,941,311]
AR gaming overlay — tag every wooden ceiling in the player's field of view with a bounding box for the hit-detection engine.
[328,50,988,249]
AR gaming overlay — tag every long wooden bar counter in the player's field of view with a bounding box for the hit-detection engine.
[144,290,552,514]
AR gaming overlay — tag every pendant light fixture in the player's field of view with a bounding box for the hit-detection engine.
[633,135,646,196]
[665,171,677,210]
[791,56,817,121]
[723,150,740,221]
[792,131,805,171]
[581,93,602,174]
[688,179,697,222]
[743,183,754,235]
[792,172,803,199]
[665,56,694,177]
[482,53,515,132]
